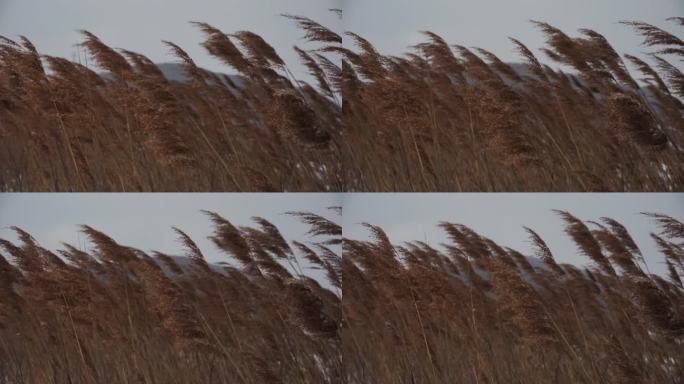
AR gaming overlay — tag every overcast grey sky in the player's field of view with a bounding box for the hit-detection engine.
[0,194,342,284]
[0,0,341,80]
[343,193,684,278]
[1,194,682,278]
[3,0,681,81]
[345,0,684,71]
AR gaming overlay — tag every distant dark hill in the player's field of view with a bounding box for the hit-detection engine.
[507,62,533,78]
[156,62,244,87]
[98,62,244,88]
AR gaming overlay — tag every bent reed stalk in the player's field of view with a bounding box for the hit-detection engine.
[0,13,342,192]
[343,17,684,191]
[0,209,342,383]
[344,211,684,383]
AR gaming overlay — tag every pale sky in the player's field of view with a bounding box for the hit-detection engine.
[0,0,342,81]
[1,193,683,279]
[343,193,684,278]
[0,193,343,285]
[2,1,681,82]
[345,0,684,71]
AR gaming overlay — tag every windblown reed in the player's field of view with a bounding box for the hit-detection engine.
[0,209,342,383]
[343,17,684,191]
[344,211,684,383]
[4,13,683,191]
[0,13,342,192]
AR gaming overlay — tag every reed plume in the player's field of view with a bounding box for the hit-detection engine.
[0,209,342,383]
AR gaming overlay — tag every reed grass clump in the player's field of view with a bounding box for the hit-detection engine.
[344,211,684,383]
[2,208,682,383]
[0,13,342,192]
[343,17,684,191]
[0,209,342,383]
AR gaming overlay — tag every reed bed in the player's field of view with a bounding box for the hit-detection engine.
[0,13,342,191]
[3,13,683,191]
[344,211,684,383]
[2,207,682,383]
[0,209,342,383]
[342,17,684,191]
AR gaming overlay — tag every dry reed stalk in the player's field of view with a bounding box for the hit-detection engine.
[342,18,684,192]
[1,14,342,192]
[344,211,684,383]
[0,209,342,383]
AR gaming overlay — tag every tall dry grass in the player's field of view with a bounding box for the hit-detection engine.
[0,13,342,191]
[344,211,684,383]
[4,13,684,192]
[0,209,342,383]
[342,17,684,191]
[1,208,683,383]
[3,13,683,191]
